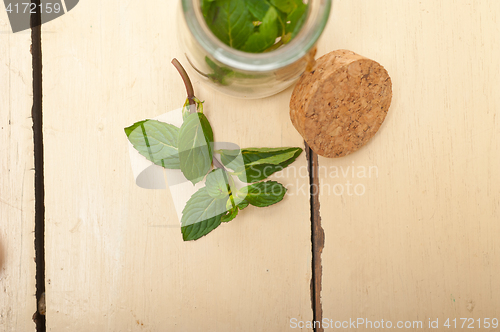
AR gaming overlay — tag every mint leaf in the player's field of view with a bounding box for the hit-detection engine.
[181,186,228,241]
[276,9,287,38]
[287,2,307,37]
[270,0,302,14]
[206,169,230,199]
[242,163,287,182]
[242,147,300,165]
[182,99,191,122]
[182,215,223,241]
[125,119,180,169]
[243,147,303,182]
[227,147,302,165]
[237,200,249,209]
[218,148,243,171]
[242,7,279,53]
[178,112,214,184]
[244,0,271,21]
[219,147,303,182]
[124,120,147,137]
[201,0,216,17]
[220,147,301,168]
[221,206,238,222]
[205,0,254,49]
[239,181,287,207]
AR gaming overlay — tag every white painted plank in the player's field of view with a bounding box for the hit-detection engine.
[318,0,500,329]
[0,11,37,332]
[42,1,312,331]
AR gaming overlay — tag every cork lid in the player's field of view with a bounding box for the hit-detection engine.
[290,50,392,158]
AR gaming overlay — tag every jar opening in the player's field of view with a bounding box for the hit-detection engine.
[182,0,332,72]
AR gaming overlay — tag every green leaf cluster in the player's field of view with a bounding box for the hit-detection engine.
[125,105,302,241]
[202,0,308,53]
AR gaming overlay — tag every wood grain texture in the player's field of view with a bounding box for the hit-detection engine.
[317,0,500,329]
[0,12,37,332]
[41,1,312,331]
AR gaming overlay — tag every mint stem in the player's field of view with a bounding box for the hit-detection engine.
[171,58,196,113]
[171,58,226,171]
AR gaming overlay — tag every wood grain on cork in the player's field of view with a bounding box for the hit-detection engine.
[290,49,392,158]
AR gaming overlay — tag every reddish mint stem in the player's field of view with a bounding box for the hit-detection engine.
[171,58,226,171]
[171,58,196,113]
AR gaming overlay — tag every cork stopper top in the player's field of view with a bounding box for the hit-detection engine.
[290,50,392,158]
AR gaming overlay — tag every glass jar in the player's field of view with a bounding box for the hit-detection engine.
[177,0,332,99]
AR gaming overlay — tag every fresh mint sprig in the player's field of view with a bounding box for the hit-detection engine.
[125,59,302,241]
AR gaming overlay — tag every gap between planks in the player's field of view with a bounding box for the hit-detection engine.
[31,1,46,331]
[306,143,325,332]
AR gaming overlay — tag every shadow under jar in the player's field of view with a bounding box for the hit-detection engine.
[178,0,332,99]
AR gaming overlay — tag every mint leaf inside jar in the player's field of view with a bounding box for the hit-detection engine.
[202,0,308,53]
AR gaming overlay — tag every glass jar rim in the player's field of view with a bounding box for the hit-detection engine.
[181,0,332,72]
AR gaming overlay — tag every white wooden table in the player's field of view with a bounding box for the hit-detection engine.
[1,1,499,331]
